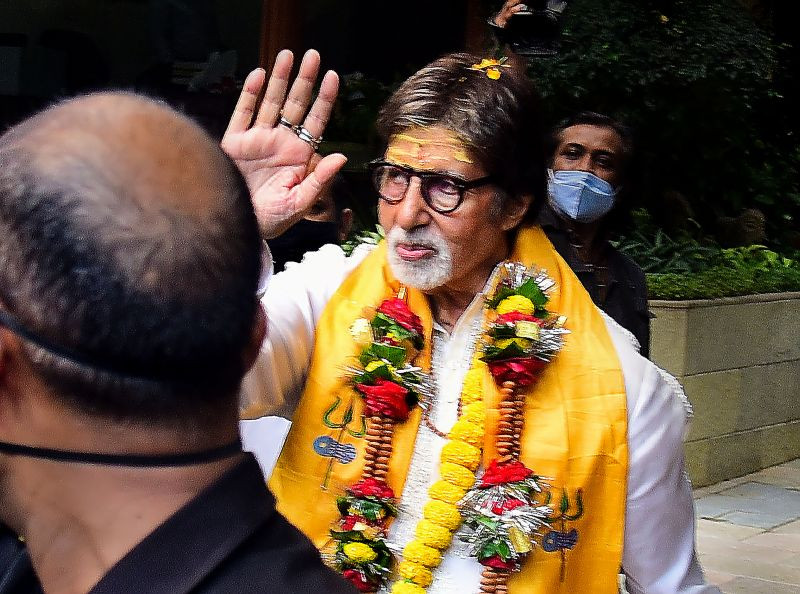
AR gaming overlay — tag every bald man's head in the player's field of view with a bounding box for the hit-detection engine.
[0,93,261,425]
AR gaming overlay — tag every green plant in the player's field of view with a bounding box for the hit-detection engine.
[613,229,719,274]
[646,245,800,299]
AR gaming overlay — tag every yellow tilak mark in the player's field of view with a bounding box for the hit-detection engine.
[388,133,474,164]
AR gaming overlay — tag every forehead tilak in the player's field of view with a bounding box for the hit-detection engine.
[386,131,474,166]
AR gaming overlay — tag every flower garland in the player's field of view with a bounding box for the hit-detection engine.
[389,264,566,594]
[331,295,426,593]
[332,263,567,594]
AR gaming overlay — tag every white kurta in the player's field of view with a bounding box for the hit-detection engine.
[240,243,721,594]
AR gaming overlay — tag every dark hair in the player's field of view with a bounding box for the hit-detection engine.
[549,111,635,181]
[376,52,546,223]
[0,96,261,427]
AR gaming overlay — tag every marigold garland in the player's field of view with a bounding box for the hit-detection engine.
[330,263,567,594]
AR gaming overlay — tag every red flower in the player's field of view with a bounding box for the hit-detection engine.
[480,555,518,570]
[481,459,533,487]
[355,379,411,420]
[495,312,540,325]
[490,497,527,514]
[487,357,545,387]
[377,298,424,335]
[340,514,367,531]
[348,478,395,500]
[342,569,375,592]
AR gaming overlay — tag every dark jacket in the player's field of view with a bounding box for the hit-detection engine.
[539,205,651,358]
[0,454,355,594]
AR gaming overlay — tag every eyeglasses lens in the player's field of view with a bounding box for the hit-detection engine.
[372,165,462,213]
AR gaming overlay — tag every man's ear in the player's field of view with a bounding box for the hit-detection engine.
[242,303,267,373]
[500,193,534,231]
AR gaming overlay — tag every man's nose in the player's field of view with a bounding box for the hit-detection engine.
[394,178,432,230]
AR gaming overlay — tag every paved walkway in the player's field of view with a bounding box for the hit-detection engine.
[694,459,800,593]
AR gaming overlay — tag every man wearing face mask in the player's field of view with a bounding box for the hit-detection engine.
[540,112,650,357]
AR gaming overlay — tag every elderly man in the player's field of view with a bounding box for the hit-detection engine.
[0,93,355,593]
[230,50,719,593]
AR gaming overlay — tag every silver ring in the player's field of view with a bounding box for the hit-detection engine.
[295,126,322,151]
[279,115,298,131]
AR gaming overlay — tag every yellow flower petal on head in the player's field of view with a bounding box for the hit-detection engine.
[440,440,481,471]
[415,519,453,549]
[398,561,434,587]
[403,540,442,568]
[423,500,462,530]
[440,462,476,489]
[487,67,501,80]
[429,480,466,504]
[497,295,535,315]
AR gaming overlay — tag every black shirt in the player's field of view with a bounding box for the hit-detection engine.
[0,454,356,594]
[538,205,651,358]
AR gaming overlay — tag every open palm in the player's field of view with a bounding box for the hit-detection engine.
[221,49,347,239]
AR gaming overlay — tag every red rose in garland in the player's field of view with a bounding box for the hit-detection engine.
[377,298,424,335]
[494,311,541,325]
[480,555,517,570]
[487,357,546,387]
[481,459,534,486]
[342,569,374,592]
[348,478,395,500]
[355,378,412,420]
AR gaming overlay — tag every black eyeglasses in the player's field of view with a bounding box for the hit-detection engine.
[367,160,496,214]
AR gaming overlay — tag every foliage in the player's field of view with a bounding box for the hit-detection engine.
[505,0,798,244]
[646,245,800,299]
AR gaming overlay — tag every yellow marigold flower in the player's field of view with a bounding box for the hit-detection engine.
[398,561,434,587]
[391,582,427,594]
[440,440,481,472]
[486,67,501,80]
[448,419,483,447]
[440,462,476,489]
[415,519,453,550]
[423,500,462,530]
[461,367,483,405]
[342,541,377,563]
[460,401,485,424]
[403,540,442,568]
[496,295,535,315]
[429,480,466,505]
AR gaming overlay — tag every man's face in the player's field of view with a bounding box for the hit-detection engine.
[378,127,521,295]
[552,124,624,187]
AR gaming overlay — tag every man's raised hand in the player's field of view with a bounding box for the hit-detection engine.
[221,49,347,239]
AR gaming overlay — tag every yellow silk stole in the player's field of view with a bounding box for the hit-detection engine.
[269,226,628,593]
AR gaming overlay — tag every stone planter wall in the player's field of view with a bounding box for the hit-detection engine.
[649,292,800,487]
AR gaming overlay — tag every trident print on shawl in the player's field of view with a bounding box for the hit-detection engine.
[315,394,366,489]
[543,488,584,582]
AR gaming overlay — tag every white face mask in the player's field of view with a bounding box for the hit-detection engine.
[547,169,617,223]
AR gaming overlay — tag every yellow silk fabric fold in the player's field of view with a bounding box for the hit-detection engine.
[268,226,627,593]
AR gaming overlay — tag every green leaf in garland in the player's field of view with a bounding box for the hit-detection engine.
[370,342,407,366]
[517,278,548,308]
[482,341,527,361]
[496,540,512,560]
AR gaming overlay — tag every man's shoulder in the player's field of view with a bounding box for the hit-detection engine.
[197,510,356,593]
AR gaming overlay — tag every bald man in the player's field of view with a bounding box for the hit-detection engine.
[0,94,355,593]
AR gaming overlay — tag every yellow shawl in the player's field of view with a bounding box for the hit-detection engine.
[269,226,628,593]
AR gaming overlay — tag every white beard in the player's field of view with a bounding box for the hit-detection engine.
[386,226,454,291]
